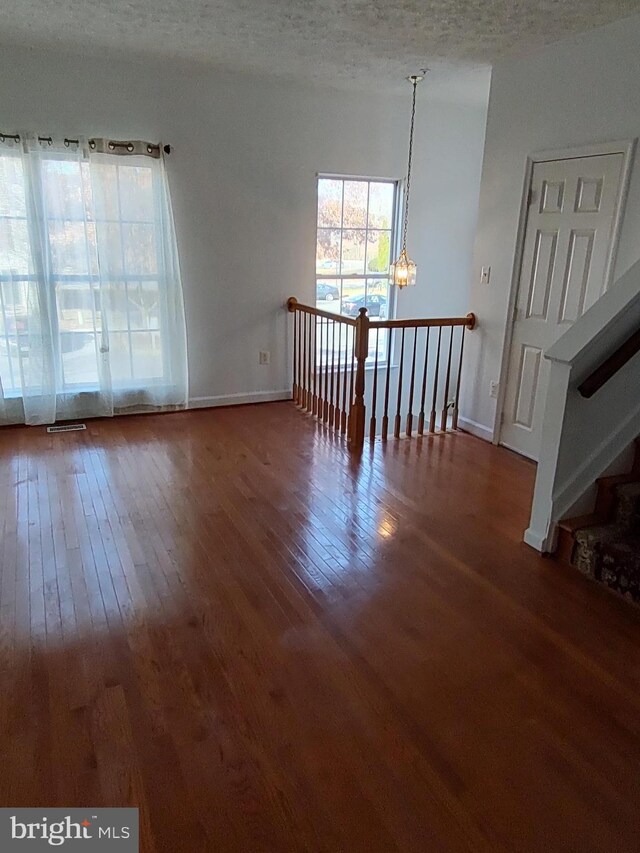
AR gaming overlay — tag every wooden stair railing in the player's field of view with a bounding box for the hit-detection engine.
[578,325,640,398]
[287,297,476,450]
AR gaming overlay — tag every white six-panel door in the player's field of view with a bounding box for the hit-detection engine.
[500,153,625,460]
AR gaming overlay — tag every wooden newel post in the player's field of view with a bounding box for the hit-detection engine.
[287,297,299,402]
[349,307,369,451]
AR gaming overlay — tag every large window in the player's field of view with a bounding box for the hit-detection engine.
[315,177,398,320]
[0,138,187,425]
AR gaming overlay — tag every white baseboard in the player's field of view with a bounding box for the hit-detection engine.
[457,416,493,442]
[188,390,292,409]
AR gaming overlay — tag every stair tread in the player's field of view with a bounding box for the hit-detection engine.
[574,522,628,546]
[558,513,604,534]
[597,533,640,604]
[560,479,640,534]
[597,473,639,489]
[601,532,640,560]
[615,481,640,498]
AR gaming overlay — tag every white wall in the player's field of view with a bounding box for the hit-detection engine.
[464,13,640,438]
[0,46,490,407]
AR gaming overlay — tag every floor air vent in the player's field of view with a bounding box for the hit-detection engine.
[47,423,87,433]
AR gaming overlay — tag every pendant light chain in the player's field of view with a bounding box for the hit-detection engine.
[401,77,418,252]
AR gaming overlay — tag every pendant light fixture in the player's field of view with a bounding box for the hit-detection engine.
[391,72,425,289]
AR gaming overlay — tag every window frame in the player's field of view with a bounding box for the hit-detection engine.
[314,174,401,367]
[0,148,170,397]
[315,173,401,321]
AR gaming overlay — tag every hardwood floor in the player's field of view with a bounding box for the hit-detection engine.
[1,402,639,852]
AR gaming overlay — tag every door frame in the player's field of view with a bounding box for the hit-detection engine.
[494,139,636,449]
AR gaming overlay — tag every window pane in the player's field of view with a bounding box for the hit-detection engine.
[97,222,124,274]
[131,331,163,380]
[91,162,120,221]
[42,159,85,220]
[56,282,98,333]
[368,182,394,229]
[118,165,154,222]
[127,280,160,330]
[342,181,368,229]
[315,278,340,309]
[60,332,98,387]
[109,331,133,383]
[317,178,342,228]
[371,327,389,362]
[0,218,30,275]
[0,156,26,218]
[49,221,92,275]
[364,280,388,318]
[0,281,28,394]
[316,228,340,275]
[341,280,366,317]
[103,280,129,330]
[366,230,391,273]
[122,223,157,275]
[340,229,366,275]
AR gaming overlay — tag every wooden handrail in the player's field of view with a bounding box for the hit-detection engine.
[371,313,476,330]
[578,326,640,398]
[287,297,477,451]
[287,297,475,330]
[287,296,356,325]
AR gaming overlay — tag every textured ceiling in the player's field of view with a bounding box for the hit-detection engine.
[2,0,639,89]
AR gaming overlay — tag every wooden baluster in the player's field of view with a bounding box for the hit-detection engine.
[452,326,467,430]
[312,316,318,415]
[306,310,313,412]
[329,318,336,426]
[406,327,418,438]
[292,308,298,403]
[429,327,442,433]
[394,328,406,439]
[369,327,380,441]
[381,328,392,441]
[341,325,349,434]
[287,297,300,404]
[319,317,325,420]
[299,311,305,407]
[301,311,308,409]
[417,328,430,435]
[317,316,324,420]
[324,319,331,423]
[349,307,369,450]
[440,326,455,432]
[348,328,355,435]
[335,321,342,430]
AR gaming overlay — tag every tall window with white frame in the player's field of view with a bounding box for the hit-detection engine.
[315,176,398,322]
[0,137,187,426]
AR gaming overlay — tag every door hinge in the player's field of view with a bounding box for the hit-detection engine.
[527,187,534,207]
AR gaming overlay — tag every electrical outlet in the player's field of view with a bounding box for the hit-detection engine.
[480,266,491,285]
[489,380,499,398]
[259,350,271,365]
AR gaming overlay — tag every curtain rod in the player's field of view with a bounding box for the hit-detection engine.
[0,132,171,156]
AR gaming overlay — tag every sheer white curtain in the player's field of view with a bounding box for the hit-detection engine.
[0,135,187,425]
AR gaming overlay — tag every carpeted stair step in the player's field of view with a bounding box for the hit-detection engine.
[574,522,628,578]
[596,533,640,604]
[613,481,640,529]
